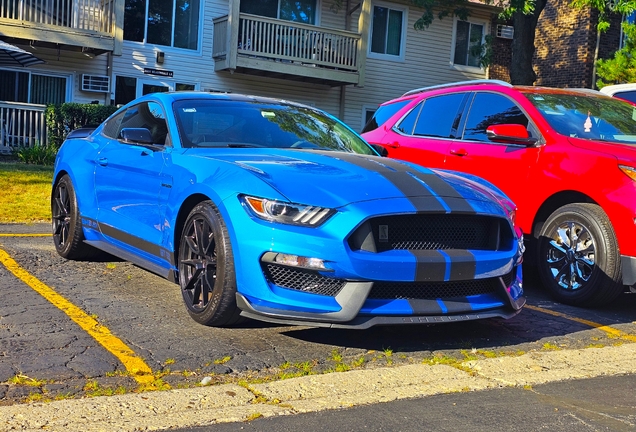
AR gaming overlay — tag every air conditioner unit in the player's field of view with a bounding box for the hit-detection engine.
[496,25,514,39]
[81,74,110,93]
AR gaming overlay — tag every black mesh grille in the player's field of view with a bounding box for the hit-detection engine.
[369,277,501,300]
[263,264,346,296]
[349,214,511,252]
[502,269,514,288]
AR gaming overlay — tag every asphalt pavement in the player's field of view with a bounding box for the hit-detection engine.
[2,223,636,431]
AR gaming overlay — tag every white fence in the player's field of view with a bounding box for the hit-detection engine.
[0,0,115,33]
[0,102,47,154]
[214,13,360,71]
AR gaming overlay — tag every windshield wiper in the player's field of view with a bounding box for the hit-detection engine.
[225,143,263,148]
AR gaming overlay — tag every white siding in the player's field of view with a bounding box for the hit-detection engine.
[110,0,343,117]
[343,5,492,131]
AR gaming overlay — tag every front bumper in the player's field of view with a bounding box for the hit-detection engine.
[223,195,525,328]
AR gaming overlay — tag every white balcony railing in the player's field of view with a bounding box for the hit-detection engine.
[214,14,360,72]
[0,102,47,154]
[0,0,115,34]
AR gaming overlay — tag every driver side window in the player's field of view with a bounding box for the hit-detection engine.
[117,102,169,145]
[462,93,532,142]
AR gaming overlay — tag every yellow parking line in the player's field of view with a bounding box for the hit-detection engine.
[526,304,636,342]
[0,247,154,384]
[0,233,51,237]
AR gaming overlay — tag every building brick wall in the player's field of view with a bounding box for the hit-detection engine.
[487,0,622,88]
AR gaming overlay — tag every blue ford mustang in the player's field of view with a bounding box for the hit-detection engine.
[52,92,525,329]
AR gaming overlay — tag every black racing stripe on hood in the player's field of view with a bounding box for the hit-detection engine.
[320,152,475,214]
[314,152,446,211]
[351,155,476,214]
[411,250,447,281]
[444,250,476,281]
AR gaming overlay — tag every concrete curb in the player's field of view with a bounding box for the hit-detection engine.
[2,343,635,431]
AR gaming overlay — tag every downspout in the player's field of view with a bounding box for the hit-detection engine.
[339,0,352,121]
[338,0,351,121]
[106,51,113,105]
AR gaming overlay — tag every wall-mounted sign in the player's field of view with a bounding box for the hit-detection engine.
[143,68,174,77]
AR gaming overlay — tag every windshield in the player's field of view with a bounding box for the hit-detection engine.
[173,99,376,154]
[523,92,636,144]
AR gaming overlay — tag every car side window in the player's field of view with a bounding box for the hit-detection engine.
[396,93,466,138]
[361,99,411,133]
[462,93,529,142]
[101,111,125,139]
[117,102,169,145]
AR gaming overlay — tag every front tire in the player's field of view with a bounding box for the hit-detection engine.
[537,203,623,306]
[51,174,100,260]
[178,201,242,327]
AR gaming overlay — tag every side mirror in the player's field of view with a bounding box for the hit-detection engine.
[120,128,154,145]
[370,143,388,157]
[486,124,537,146]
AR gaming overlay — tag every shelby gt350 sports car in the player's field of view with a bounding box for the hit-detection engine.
[52,92,525,329]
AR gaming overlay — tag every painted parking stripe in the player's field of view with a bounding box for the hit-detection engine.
[0,247,154,384]
[0,233,51,237]
[526,304,636,342]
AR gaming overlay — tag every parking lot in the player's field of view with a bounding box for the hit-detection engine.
[2,223,636,407]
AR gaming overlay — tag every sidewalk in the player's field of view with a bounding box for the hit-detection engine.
[3,342,636,431]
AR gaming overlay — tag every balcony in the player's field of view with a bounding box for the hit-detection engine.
[213,14,362,87]
[0,0,124,55]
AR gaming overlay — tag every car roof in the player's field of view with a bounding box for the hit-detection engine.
[598,83,636,96]
[138,91,310,108]
[383,81,612,107]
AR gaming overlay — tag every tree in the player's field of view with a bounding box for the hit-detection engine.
[571,0,636,87]
[408,0,549,84]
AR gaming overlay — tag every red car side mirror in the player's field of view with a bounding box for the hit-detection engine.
[486,124,537,146]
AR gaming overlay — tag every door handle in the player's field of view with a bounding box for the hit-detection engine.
[97,157,108,166]
[449,148,467,157]
[386,141,400,149]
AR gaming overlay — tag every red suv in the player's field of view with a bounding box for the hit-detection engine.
[362,80,636,306]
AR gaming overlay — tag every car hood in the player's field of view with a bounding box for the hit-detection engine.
[568,136,636,162]
[185,149,507,212]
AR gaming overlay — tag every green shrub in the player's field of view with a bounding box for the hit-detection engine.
[46,103,118,148]
[14,143,58,165]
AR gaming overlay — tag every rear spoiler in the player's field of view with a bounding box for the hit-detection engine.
[66,127,97,139]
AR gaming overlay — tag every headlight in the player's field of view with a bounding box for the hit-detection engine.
[619,165,636,181]
[241,195,335,226]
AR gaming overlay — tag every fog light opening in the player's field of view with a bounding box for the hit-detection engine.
[273,253,326,270]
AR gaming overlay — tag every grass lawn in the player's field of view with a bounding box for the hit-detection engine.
[0,162,54,223]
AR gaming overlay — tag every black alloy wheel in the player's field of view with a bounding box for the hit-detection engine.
[178,201,242,326]
[51,174,98,260]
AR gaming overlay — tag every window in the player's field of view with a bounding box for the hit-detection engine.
[370,5,405,59]
[397,94,466,138]
[462,93,530,142]
[124,0,200,50]
[0,69,67,104]
[240,0,317,24]
[361,99,411,133]
[115,76,137,106]
[112,102,169,145]
[453,19,485,68]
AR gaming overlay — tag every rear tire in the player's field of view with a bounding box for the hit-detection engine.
[536,203,623,306]
[178,201,243,327]
[51,174,101,260]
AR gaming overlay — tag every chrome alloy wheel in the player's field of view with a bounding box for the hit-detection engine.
[545,221,595,290]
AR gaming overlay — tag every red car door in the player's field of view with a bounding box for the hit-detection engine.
[443,91,542,219]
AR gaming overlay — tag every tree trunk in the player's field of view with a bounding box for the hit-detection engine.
[510,0,548,85]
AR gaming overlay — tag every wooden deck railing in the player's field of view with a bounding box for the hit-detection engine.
[0,0,115,34]
[214,13,360,71]
[0,102,47,154]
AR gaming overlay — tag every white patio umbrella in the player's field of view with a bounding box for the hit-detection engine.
[0,40,44,67]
